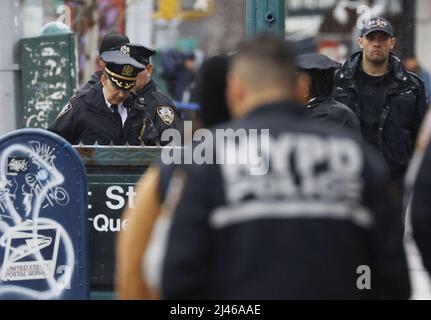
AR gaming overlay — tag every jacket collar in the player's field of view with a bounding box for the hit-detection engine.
[85,82,116,115]
[244,100,304,119]
[336,51,412,87]
[135,78,157,97]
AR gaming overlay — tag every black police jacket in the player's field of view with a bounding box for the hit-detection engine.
[161,101,410,299]
[127,79,179,146]
[305,97,361,133]
[408,120,431,275]
[74,70,103,95]
[333,52,429,178]
[48,81,145,145]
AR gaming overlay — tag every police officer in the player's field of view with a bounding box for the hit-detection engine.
[48,50,145,145]
[333,17,429,179]
[161,36,410,299]
[125,44,179,146]
[76,33,130,95]
[296,53,360,133]
[406,110,431,277]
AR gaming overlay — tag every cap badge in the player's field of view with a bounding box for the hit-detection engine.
[120,45,130,56]
[121,65,134,77]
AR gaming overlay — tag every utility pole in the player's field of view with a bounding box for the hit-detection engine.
[0,0,21,134]
[400,0,416,59]
[246,0,285,39]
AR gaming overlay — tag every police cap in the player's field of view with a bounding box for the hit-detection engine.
[296,53,341,71]
[126,43,156,66]
[361,17,394,37]
[99,33,130,55]
[100,50,146,90]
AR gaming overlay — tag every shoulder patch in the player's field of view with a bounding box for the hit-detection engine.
[157,106,175,125]
[57,102,72,118]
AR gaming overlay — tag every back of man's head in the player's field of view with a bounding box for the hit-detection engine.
[227,36,297,118]
[231,36,297,93]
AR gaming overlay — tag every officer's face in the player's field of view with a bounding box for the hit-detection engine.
[358,31,395,65]
[101,75,130,105]
[134,64,153,92]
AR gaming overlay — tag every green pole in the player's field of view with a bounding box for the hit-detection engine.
[246,0,285,39]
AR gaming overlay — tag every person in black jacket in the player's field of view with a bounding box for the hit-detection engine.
[296,53,360,133]
[48,50,145,145]
[406,110,431,276]
[333,17,428,180]
[161,36,410,299]
[125,44,180,146]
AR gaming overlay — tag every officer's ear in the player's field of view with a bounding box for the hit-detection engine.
[390,37,396,50]
[97,55,106,70]
[145,63,153,76]
[226,71,246,119]
[358,36,364,49]
[100,74,108,87]
[295,72,310,105]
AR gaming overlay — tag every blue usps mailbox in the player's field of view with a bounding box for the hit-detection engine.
[0,129,88,300]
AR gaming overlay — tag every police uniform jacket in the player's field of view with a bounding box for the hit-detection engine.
[128,79,179,146]
[333,52,429,178]
[74,71,103,96]
[48,81,145,145]
[410,139,431,275]
[305,97,361,133]
[408,111,431,275]
[161,101,410,299]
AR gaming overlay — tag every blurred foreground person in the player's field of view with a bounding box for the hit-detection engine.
[296,53,360,133]
[161,36,410,299]
[115,54,231,299]
[407,110,431,276]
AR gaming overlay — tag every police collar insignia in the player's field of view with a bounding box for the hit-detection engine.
[157,106,175,125]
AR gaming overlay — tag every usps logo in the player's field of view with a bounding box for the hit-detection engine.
[7,157,29,175]
[0,224,60,281]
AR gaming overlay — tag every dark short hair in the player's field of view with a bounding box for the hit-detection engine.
[301,68,335,98]
[233,35,297,90]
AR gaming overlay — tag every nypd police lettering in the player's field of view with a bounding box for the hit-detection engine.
[213,133,372,229]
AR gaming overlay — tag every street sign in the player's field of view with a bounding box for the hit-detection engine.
[0,129,88,300]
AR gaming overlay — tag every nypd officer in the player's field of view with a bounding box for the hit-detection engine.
[125,44,180,146]
[296,53,360,133]
[76,33,130,95]
[48,50,145,145]
[333,17,428,180]
[160,36,410,299]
